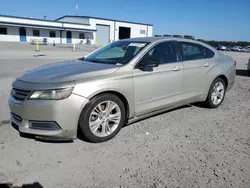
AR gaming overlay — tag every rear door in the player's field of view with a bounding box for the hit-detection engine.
[178,41,215,100]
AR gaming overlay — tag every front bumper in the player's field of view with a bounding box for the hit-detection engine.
[9,93,89,140]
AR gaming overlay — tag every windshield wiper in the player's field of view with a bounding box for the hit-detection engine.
[79,57,123,65]
[78,57,98,63]
[78,57,85,61]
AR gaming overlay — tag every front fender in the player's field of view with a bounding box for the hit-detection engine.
[73,76,135,118]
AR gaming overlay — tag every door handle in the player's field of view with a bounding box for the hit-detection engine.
[204,63,209,67]
[172,66,182,71]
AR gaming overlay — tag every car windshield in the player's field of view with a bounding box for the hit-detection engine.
[84,40,149,65]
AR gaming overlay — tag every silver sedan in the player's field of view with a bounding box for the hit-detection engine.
[9,37,236,142]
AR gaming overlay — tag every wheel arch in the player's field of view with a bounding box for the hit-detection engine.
[78,90,131,126]
[203,74,228,108]
[216,75,228,89]
[92,90,130,121]
[202,74,229,102]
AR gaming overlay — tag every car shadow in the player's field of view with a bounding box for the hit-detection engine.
[0,182,43,188]
[11,104,203,144]
[0,120,10,127]
[77,105,193,143]
[123,104,192,128]
[236,69,250,77]
[191,102,210,109]
[77,127,89,142]
[11,122,73,144]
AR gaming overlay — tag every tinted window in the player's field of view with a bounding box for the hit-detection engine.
[204,47,215,58]
[79,33,85,39]
[50,31,56,38]
[180,42,214,60]
[142,42,177,64]
[0,27,7,35]
[180,42,204,60]
[33,30,40,37]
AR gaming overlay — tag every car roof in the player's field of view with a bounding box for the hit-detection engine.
[121,37,197,43]
[121,37,210,45]
[120,37,216,51]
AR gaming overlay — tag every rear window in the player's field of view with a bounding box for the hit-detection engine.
[180,42,205,61]
[204,47,215,58]
[180,42,215,61]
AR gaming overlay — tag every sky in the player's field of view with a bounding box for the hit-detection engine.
[0,0,249,41]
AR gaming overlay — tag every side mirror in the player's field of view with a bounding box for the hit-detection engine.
[138,58,160,69]
[78,57,85,60]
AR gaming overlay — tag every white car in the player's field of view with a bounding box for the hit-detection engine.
[243,46,250,52]
[232,46,243,52]
[220,46,227,51]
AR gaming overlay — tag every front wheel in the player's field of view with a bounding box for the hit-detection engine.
[78,93,126,143]
[204,78,226,108]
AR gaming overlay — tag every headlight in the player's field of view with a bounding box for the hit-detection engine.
[29,87,74,100]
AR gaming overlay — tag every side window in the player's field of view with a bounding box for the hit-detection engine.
[0,27,7,35]
[33,30,40,37]
[142,42,177,64]
[50,31,56,38]
[204,47,215,58]
[79,33,85,39]
[180,42,205,61]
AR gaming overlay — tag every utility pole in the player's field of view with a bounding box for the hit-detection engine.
[76,4,78,16]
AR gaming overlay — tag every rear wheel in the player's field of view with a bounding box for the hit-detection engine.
[78,93,126,143]
[204,78,226,108]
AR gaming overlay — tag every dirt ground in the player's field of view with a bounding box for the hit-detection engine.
[0,43,249,188]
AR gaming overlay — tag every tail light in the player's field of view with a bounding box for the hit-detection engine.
[234,60,237,68]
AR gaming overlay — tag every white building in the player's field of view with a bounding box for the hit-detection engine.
[0,15,153,46]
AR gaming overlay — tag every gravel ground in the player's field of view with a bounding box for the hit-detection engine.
[0,46,249,188]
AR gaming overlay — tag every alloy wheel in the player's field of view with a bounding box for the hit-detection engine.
[211,82,225,105]
[89,100,121,137]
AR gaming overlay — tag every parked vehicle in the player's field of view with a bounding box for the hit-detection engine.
[243,46,250,52]
[218,45,227,51]
[232,46,243,52]
[226,46,233,51]
[239,47,244,52]
[9,37,236,142]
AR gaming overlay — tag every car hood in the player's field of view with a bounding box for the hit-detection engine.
[18,60,120,83]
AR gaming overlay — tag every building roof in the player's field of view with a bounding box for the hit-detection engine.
[0,14,66,24]
[0,15,97,32]
[55,15,153,26]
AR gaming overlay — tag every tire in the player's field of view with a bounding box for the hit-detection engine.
[204,78,226,108]
[78,93,126,143]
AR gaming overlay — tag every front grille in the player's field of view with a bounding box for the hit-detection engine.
[11,88,31,102]
[11,113,23,123]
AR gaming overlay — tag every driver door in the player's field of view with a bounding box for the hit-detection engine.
[133,41,184,116]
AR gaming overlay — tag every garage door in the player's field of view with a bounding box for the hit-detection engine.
[96,24,110,46]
